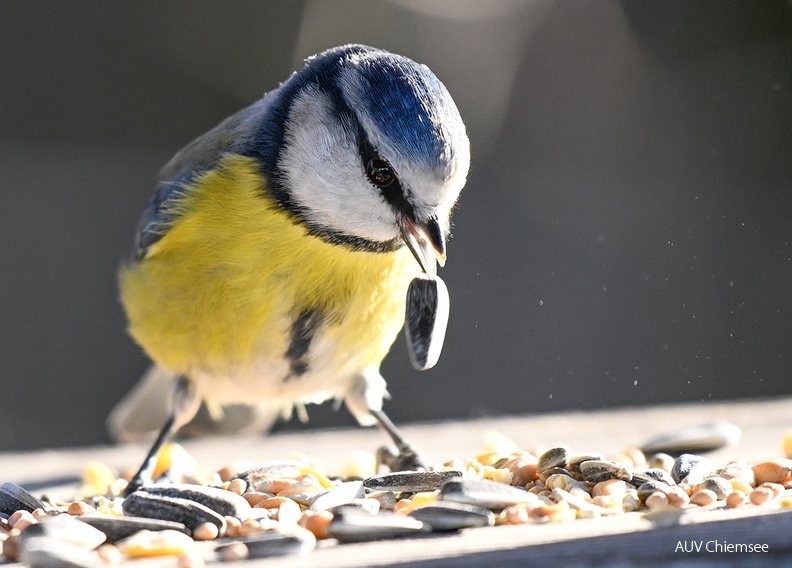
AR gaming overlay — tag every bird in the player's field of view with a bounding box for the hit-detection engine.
[108,44,470,495]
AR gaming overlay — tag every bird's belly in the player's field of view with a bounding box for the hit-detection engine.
[189,326,383,408]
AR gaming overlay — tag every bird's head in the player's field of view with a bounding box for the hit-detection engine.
[258,45,470,273]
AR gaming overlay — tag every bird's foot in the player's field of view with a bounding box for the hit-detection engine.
[376,443,428,472]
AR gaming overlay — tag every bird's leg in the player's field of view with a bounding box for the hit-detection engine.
[371,408,427,472]
[123,376,200,496]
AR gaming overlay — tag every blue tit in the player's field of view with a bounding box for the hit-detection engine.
[109,44,470,494]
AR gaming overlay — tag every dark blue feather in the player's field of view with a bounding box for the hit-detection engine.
[132,45,455,259]
[354,55,452,164]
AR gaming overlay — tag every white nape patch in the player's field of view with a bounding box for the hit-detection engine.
[278,86,400,242]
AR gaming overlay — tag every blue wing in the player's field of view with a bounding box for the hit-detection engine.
[133,98,275,260]
[133,181,185,259]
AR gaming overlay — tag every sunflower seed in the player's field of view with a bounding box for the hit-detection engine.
[405,273,450,371]
[140,483,250,518]
[671,454,713,485]
[309,481,364,511]
[539,467,572,485]
[537,447,571,473]
[699,477,732,500]
[630,468,676,487]
[567,454,607,474]
[640,422,742,455]
[439,479,536,511]
[408,502,494,531]
[363,470,461,493]
[236,462,302,483]
[578,460,632,483]
[0,482,45,518]
[121,490,226,532]
[19,514,106,550]
[327,509,427,543]
[216,529,316,559]
[79,515,189,544]
[327,498,380,516]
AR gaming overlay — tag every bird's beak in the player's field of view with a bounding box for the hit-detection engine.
[398,214,446,275]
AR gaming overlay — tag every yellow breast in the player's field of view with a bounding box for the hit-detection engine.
[120,155,418,384]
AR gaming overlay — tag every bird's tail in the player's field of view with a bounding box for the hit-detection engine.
[107,365,277,442]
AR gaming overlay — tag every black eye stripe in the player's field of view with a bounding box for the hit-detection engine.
[366,152,411,217]
[355,123,413,218]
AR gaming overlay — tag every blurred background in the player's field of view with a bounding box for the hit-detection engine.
[1,0,791,451]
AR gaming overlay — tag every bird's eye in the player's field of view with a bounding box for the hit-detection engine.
[366,159,395,188]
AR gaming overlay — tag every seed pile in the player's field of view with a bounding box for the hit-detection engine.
[2,425,792,566]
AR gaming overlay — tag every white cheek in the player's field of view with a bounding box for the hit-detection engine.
[279,89,399,242]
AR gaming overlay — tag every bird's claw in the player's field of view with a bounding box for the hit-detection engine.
[376,443,428,472]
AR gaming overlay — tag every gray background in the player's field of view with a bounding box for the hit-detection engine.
[1,0,791,451]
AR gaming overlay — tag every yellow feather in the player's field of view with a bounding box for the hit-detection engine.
[120,155,418,398]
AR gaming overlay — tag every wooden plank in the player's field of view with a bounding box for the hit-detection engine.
[3,396,792,488]
[2,397,792,566]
